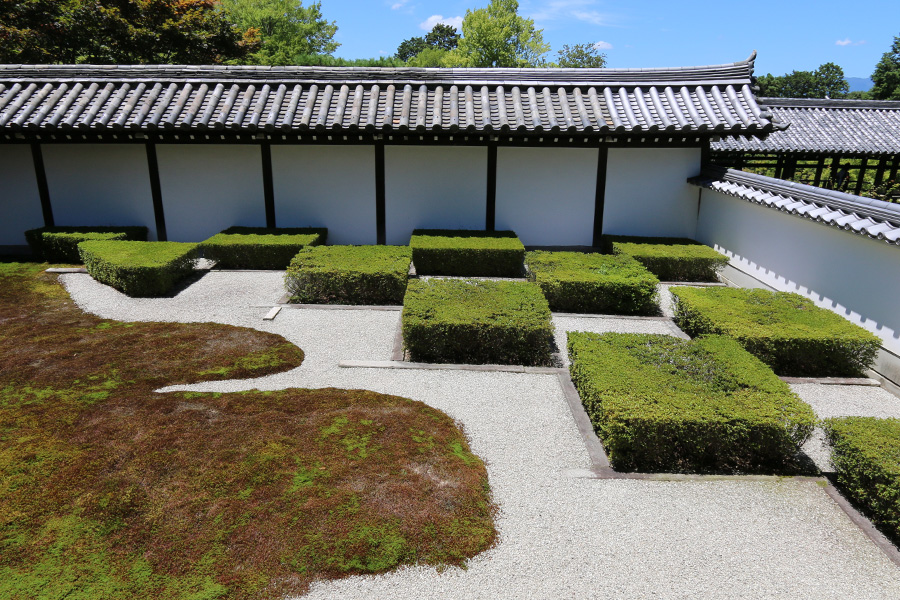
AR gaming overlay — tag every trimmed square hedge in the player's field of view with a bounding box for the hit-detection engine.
[25,226,149,262]
[402,279,554,366]
[671,287,881,377]
[602,235,728,282]
[199,226,327,270]
[568,332,816,473]
[824,417,900,543]
[285,245,411,305]
[526,250,659,314]
[79,240,199,297]
[410,229,525,277]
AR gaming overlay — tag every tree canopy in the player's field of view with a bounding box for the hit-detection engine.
[871,34,900,100]
[0,0,258,64]
[556,43,607,68]
[219,0,338,66]
[396,23,459,63]
[756,62,849,99]
[451,0,549,68]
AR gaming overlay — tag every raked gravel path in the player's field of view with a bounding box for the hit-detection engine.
[60,271,900,599]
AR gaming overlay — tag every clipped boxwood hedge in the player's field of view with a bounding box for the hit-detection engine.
[526,250,659,314]
[671,287,881,377]
[25,226,149,262]
[79,240,199,297]
[285,245,411,305]
[824,417,900,542]
[602,235,728,282]
[402,279,554,366]
[199,226,327,270]
[568,332,816,473]
[410,229,525,277]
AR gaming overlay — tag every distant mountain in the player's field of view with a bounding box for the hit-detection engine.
[847,77,874,92]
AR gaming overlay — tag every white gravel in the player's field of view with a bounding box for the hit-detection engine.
[59,271,900,599]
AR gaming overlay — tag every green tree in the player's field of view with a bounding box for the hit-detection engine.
[556,43,607,68]
[871,35,900,100]
[452,0,550,67]
[220,0,338,66]
[0,0,74,63]
[396,35,426,62]
[396,23,459,62]
[755,62,848,98]
[407,47,452,67]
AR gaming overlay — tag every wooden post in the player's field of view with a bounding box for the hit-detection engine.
[891,154,900,182]
[873,155,888,188]
[145,143,167,241]
[486,144,497,231]
[31,142,54,228]
[260,142,276,228]
[854,157,869,196]
[592,146,608,248]
[813,155,826,187]
[375,142,386,245]
[774,154,784,179]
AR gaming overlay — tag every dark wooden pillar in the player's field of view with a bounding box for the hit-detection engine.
[486,144,497,231]
[890,154,900,182]
[854,157,869,196]
[145,142,167,242]
[873,155,888,188]
[813,155,826,187]
[774,154,784,179]
[260,142,276,228]
[375,142,386,245]
[592,146,608,248]
[31,143,54,227]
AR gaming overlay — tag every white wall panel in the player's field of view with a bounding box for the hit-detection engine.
[384,146,487,245]
[696,189,900,356]
[0,145,44,246]
[603,148,701,239]
[272,145,376,244]
[157,145,265,242]
[42,144,158,239]
[495,147,597,246]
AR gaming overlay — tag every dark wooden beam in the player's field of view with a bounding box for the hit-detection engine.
[145,142,167,241]
[873,155,888,188]
[375,142,386,245]
[31,143,54,227]
[813,155,826,187]
[854,157,869,196]
[486,144,497,231]
[260,142,276,228]
[891,154,900,182]
[592,147,608,247]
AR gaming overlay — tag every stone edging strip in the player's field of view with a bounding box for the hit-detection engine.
[276,303,403,311]
[338,360,560,374]
[552,312,671,321]
[46,267,88,273]
[780,376,882,386]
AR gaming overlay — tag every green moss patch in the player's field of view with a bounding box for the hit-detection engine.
[199,226,327,270]
[285,245,412,305]
[825,417,900,544]
[568,332,816,473]
[672,287,881,377]
[25,226,149,263]
[402,278,554,365]
[526,250,659,314]
[410,229,525,277]
[79,240,199,297]
[602,235,728,282]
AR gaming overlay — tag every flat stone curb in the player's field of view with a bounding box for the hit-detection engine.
[552,312,671,321]
[262,307,281,321]
[46,267,87,273]
[781,376,882,386]
[276,303,403,311]
[338,360,560,374]
[660,281,727,286]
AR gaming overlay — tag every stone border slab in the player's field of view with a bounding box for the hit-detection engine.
[263,307,281,321]
[780,376,882,386]
[45,267,87,273]
[338,360,560,374]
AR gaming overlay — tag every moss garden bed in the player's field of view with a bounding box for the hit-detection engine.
[568,332,816,473]
[671,287,881,377]
[200,226,327,270]
[0,261,497,600]
[402,278,554,366]
[526,250,659,314]
[79,240,199,297]
[602,235,728,282]
[410,229,525,277]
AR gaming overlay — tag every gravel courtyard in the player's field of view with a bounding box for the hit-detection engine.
[61,270,900,599]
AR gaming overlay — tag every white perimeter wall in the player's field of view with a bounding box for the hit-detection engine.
[496,147,598,246]
[157,145,265,242]
[0,145,44,246]
[603,147,701,238]
[42,144,159,240]
[384,146,487,245]
[272,145,376,245]
[696,189,900,357]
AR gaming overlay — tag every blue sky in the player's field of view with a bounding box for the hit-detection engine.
[320,0,897,78]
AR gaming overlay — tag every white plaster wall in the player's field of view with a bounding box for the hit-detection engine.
[272,145,376,245]
[156,145,265,242]
[384,146,487,245]
[42,144,158,240]
[696,189,900,356]
[495,147,598,246]
[0,145,44,246]
[603,147,701,238]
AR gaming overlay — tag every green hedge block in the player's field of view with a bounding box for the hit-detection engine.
[285,245,411,305]
[825,417,900,542]
[568,332,816,473]
[199,226,327,270]
[602,235,728,282]
[526,250,659,314]
[410,229,525,277]
[79,240,199,297]
[671,287,881,377]
[402,278,554,366]
[24,226,149,261]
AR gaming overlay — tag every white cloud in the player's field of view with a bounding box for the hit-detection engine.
[419,14,463,31]
[836,38,866,46]
[593,40,613,50]
[391,0,411,10]
[572,10,608,25]
[528,1,619,27]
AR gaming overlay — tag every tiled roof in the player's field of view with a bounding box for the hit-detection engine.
[689,166,900,245]
[712,97,900,155]
[0,54,777,136]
